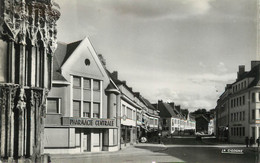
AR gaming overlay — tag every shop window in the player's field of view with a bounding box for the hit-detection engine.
[83,78,91,89]
[75,129,81,147]
[73,100,81,117]
[93,103,100,118]
[93,80,100,91]
[47,98,60,114]
[93,130,100,147]
[113,129,118,146]
[73,76,81,88]
[83,102,90,118]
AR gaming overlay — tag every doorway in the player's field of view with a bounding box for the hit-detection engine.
[83,130,90,152]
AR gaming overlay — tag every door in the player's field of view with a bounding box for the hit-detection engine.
[83,131,90,152]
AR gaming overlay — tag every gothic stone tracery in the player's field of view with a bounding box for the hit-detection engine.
[0,0,60,162]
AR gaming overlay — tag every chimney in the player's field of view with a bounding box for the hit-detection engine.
[251,61,260,69]
[98,54,106,66]
[111,71,118,79]
[237,65,245,79]
[134,92,140,97]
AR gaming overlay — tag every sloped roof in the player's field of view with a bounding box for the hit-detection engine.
[139,96,156,110]
[53,54,67,81]
[61,40,82,66]
[157,102,178,118]
[195,114,210,123]
[233,64,260,88]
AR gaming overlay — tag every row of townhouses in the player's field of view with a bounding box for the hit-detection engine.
[153,100,196,136]
[216,61,260,143]
[43,37,160,154]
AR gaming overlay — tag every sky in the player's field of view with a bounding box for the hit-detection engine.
[55,0,258,111]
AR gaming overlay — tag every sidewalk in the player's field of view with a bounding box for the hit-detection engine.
[50,143,183,163]
[51,143,167,159]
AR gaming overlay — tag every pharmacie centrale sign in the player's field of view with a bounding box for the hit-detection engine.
[62,117,117,128]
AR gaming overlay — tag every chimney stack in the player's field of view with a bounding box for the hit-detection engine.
[237,65,245,79]
[251,61,260,69]
[111,71,118,79]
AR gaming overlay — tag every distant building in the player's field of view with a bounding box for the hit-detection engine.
[195,115,209,134]
[216,61,260,143]
[108,71,160,146]
[155,100,195,136]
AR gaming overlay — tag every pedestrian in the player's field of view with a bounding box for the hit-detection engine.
[245,137,249,148]
[158,132,161,144]
[250,137,254,147]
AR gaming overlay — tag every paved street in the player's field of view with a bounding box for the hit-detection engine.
[50,137,260,163]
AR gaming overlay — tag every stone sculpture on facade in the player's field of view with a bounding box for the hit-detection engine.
[0,0,60,162]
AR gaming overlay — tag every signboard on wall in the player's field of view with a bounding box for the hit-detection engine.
[62,117,117,128]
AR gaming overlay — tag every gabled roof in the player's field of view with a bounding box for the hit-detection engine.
[139,96,156,110]
[195,114,210,123]
[61,40,82,65]
[157,102,178,118]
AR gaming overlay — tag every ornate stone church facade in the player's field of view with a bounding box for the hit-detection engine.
[0,0,60,162]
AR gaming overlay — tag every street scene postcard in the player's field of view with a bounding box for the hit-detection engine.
[0,0,260,163]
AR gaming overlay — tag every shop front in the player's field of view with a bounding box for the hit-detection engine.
[44,118,118,154]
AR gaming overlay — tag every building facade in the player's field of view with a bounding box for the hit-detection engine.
[216,61,260,143]
[44,38,120,154]
[156,100,195,136]
[108,71,159,145]
[0,0,60,162]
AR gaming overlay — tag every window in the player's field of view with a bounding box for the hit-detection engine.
[231,100,233,108]
[252,109,255,120]
[83,102,90,117]
[83,78,91,89]
[231,113,233,121]
[93,80,100,91]
[252,93,255,102]
[47,98,60,114]
[122,105,126,116]
[242,127,245,136]
[243,111,245,121]
[231,128,233,136]
[259,93,260,102]
[243,96,245,105]
[73,76,81,88]
[239,112,242,121]
[72,75,102,118]
[127,108,132,119]
[73,101,81,117]
[163,119,167,125]
[239,97,242,106]
[133,110,136,120]
[236,98,239,107]
[93,103,100,118]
